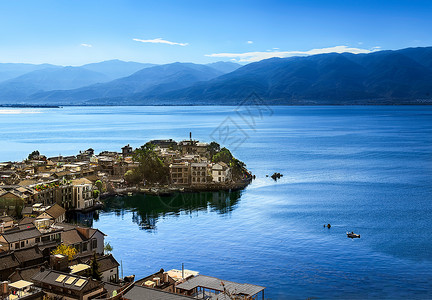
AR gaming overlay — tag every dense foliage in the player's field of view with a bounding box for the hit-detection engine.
[28,150,40,160]
[87,252,102,281]
[52,244,77,261]
[212,147,248,181]
[129,143,169,184]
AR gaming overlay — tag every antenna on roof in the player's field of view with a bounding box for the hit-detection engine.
[189,132,192,141]
[182,263,184,279]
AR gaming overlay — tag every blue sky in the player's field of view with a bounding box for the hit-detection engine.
[0,0,431,65]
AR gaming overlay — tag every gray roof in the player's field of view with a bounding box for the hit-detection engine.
[9,264,43,282]
[21,207,34,215]
[95,254,119,272]
[32,269,100,292]
[123,285,194,300]
[0,252,19,270]
[0,215,13,222]
[175,275,265,296]
[13,245,43,264]
[1,227,41,243]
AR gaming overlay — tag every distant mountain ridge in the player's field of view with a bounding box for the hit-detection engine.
[27,62,226,105]
[0,48,431,105]
[144,47,432,105]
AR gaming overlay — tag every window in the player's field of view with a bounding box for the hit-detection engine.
[21,241,25,248]
[36,237,40,243]
[15,243,19,249]
[92,239,97,249]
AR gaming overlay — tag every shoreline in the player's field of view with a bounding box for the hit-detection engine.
[101,176,253,198]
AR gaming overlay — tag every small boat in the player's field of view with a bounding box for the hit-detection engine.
[347,232,360,238]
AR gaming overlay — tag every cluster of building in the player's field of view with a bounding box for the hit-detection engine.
[0,211,265,300]
[1,136,245,217]
[155,139,233,186]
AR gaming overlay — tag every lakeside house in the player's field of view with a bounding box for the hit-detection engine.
[0,209,265,300]
[0,136,251,218]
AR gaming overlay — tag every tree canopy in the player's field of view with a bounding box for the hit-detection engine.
[28,150,40,160]
[52,244,77,261]
[131,143,169,184]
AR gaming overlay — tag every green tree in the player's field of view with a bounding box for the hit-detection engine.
[93,190,100,199]
[104,242,113,254]
[88,252,102,281]
[124,170,141,184]
[28,150,40,160]
[95,180,103,192]
[208,141,221,158]
[212,147,233,164]
[133,143,169,184]
[52,244,77,261]
[212,148,247,181]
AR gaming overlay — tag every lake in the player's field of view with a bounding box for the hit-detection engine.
[1,105,432,299]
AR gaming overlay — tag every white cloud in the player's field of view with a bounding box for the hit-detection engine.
[80,43,92,48]
[247,41,253,44]
[205,45,376,63]
[133,38,188,46]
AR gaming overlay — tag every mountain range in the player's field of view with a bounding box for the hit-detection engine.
[1,47,432,105]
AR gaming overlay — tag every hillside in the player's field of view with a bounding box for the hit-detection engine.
[140,47,432,105]
[2,47,432,105]
[27,63,224,104]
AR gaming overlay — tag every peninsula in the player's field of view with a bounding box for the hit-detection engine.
[0,134,252,218]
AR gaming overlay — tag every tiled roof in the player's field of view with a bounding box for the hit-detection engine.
[32,269,100,292]
[0,252,19,270]
[8,265,43,282]
[18,217,36,225]
[71,178,92,185]
[0,215,14,222]
[1,227,41,243]
[13,245,43,264]
[61,229,86,245]
[21,206,34,214]
[123,284,194,300]
[45,204,66,219]
[175,275,265,296]
[92,254,119,273]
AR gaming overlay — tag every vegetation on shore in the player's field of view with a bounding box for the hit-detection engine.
[123,141,249,186]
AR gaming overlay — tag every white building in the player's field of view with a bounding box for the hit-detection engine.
[71,178,94,210]
[211,162,232,183]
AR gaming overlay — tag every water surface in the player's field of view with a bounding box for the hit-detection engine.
[1,106,432,299]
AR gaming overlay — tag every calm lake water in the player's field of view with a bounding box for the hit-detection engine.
[1,106,432,299]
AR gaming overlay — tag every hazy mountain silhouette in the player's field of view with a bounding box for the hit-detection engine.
[206,61,242,74]
[0,63,57,83]
[81,59,157,80]
[27,63,224,104]
[0,66,111,102]
[2,47,432,105]
[136,47,432,105]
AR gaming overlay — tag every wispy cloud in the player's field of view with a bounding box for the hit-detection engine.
[80,43,92,48]
[247,41,253,44]
[133,38,188,46]
[206,45,376,63]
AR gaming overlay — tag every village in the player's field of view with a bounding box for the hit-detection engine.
[0,133,252,218]
[0,136,263,300]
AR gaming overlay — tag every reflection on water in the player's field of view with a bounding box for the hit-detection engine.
[67,210,99,227]
[72,190,242,231]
